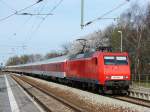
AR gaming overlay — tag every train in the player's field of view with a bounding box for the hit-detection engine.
[5,50,131,94]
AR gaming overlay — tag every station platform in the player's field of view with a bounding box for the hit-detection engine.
[0,74,44,112]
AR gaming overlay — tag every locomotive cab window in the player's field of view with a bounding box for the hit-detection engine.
[104,56,115,65]
[104,56,128,65]
[116,56,128,65]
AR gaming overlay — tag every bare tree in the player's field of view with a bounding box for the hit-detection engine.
[61,42,72,55]
[44,51,61,59]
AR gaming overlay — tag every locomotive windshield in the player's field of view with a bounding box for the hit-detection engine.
[104,56,115,65]
[104,56,128,65]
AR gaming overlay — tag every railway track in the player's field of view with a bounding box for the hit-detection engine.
[111,95,150,108]
[11,75,86,112]
[11,74,150,112]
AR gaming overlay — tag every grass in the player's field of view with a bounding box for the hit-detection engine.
[131,81,150,88]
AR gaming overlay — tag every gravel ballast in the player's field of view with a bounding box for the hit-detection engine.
[23,75,150,112]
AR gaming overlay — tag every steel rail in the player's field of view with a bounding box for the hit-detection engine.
[11,75,52,112]
[12,75,86,112]
[111,95,150,108]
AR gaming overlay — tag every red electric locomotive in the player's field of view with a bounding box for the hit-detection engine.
[66,51,130,93]
[5,50,131,94]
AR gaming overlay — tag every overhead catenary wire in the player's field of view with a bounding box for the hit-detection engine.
[12,1,48,39]
[0,0,44,22]
[34,0,64,29]
[15,0,53,16]
[0,0,17,12]
[16,12,53,16]
[84,0,130,27]
[24,0,64,45]
[37,0,47,14]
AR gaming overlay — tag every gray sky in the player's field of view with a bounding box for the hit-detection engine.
[0,0,149,64]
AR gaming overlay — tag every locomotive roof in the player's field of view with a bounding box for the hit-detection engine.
[68,51,94,60]
[7,55,68,68]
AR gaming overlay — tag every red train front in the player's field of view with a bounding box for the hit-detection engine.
[98,52,130,92]
[66,51,130,93]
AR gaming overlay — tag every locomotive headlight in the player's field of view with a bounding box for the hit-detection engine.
[106,76,111,79]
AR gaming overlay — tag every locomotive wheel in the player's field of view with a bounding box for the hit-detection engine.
[82,83,87,90]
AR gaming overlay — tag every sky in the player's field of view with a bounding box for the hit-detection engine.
[0,0,149,64]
